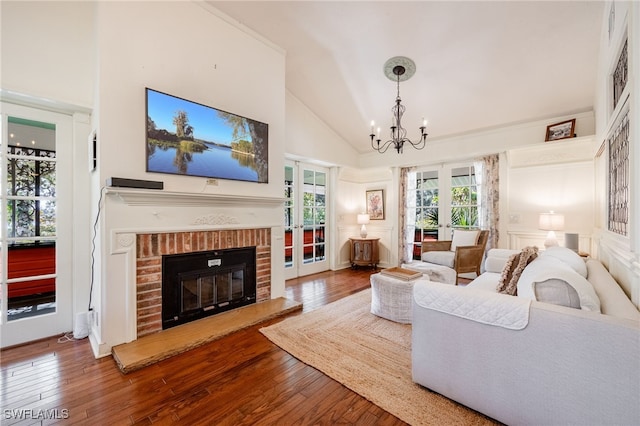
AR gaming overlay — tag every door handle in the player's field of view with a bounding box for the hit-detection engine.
[446,224,451,228]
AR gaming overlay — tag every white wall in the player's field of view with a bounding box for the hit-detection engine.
[0,1,95,109]
[335,167,396,269]
[505,137,595,252]
[286,91,359,168]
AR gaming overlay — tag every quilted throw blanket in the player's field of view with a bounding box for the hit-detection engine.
[414,281,531,330]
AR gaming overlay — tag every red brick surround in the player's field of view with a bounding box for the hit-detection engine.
[135,228,271,337]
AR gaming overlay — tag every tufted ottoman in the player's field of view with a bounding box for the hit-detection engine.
[370,272,430,323]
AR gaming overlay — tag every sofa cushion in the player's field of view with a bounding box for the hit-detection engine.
[517,256,601,312]
[541,246,587,278]
[496,246,539,296]
[422,251,455,268]
[450,230,479,251]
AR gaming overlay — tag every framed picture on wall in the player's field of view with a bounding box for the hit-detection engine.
[545,119,576,142]
[366,189,385,220]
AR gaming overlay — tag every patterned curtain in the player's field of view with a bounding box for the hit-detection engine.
[474,154,499,251]
[399,167,417,264]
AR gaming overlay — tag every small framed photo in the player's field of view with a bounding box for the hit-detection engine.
[545,119,576,142]
[366,189,385,220]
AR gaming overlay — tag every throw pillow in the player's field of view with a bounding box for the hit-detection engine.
[450,230,479,252]
[496,246,539,295]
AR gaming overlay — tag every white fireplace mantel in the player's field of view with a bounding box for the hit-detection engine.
[106,187,286,207]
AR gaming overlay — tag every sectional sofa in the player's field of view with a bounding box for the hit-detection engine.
[411,247,640,425]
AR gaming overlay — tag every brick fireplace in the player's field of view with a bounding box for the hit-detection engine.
[135,228,271,337]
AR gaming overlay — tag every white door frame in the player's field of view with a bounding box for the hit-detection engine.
[1,103,73,347]
[417,161,478,242]
[284,160,329,279]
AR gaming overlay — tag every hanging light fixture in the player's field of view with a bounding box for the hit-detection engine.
[370,56,428,154]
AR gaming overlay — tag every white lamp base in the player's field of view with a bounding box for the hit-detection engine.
[360,224,368,238]
[543,231,559,249]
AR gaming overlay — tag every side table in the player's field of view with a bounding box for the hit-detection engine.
[349,237,379,269]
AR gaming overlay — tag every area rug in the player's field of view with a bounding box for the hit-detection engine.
[260,289,498,425]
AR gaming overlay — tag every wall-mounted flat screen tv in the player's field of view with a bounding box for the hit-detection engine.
[146,88,268,183]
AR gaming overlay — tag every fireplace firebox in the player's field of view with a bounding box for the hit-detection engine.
[162,247,257,329]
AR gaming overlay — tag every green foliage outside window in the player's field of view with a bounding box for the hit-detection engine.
[6,148,56,241]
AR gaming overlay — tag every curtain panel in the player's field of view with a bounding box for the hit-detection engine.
[474,154,500,251]
[399,167,417,264]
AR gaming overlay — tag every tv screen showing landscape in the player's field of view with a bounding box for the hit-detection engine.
[146,88,269,183]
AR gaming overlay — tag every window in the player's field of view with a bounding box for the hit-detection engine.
[7,145,56,242]
[450,166,479,230]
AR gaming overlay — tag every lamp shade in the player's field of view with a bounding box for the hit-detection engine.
[357,214,370,225]
[539,212,564,231]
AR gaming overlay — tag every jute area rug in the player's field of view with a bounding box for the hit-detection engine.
[260,289,498,425]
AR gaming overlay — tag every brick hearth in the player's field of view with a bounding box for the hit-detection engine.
[135,228,271,337]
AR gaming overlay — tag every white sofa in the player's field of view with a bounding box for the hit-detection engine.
[411,247,640,426]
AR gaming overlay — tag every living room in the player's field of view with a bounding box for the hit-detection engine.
[1,0,637,366]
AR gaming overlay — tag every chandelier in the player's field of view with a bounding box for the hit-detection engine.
[370,56,428,154]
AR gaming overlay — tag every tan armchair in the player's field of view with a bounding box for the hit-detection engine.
[421,230,489,282]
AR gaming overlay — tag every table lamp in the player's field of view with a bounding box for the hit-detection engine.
[539,211,564,249]
[357,213,370,238]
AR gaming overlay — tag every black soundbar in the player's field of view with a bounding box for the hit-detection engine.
[106,177,164,190]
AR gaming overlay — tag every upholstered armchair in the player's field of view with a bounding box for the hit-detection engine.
[421,229,489,281]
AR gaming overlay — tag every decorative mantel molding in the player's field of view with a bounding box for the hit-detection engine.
[106,187,286,207]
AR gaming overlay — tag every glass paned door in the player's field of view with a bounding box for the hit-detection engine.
[414,170,439,259]
[1,104,73,347]
[284,161,328,279]
[413,164,479,259]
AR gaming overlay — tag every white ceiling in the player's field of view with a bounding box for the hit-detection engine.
[209,1,604,154]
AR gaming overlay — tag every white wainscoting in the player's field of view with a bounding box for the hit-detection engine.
[507,231,592,254]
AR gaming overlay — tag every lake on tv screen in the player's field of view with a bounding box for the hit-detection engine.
[147,143,259,182]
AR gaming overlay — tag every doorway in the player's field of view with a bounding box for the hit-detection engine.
[413,163,479,258]
[1,103,73,347]
[284,161,328,279]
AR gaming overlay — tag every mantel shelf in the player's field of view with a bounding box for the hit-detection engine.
[106,187,286,207]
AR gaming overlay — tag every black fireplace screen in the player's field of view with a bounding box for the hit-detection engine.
[162,247,257,329]
[180,266,244,312]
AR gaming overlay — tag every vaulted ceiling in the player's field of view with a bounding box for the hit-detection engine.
[209,1,604,154]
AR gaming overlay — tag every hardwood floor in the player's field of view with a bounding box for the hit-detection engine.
[1,267,409,425]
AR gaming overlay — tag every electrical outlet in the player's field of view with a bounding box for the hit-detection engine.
[206,178,218,186]
[509,213,521,224]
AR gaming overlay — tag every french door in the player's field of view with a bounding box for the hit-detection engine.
[0,103,73,347]
[284,161,328,279]
[413,163,479,258]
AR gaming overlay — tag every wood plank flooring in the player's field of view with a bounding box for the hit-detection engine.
[1,267,410,425]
